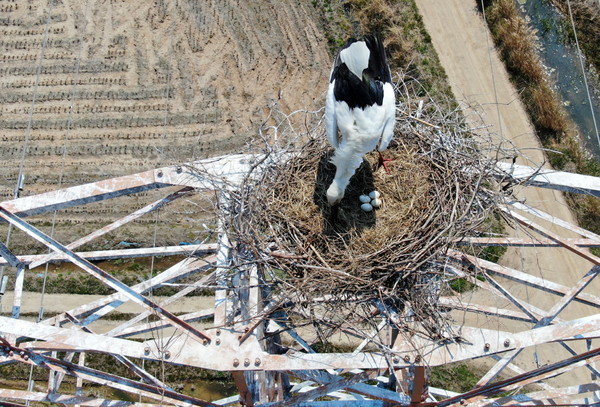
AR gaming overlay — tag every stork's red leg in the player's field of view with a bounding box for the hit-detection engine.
[378,151,394,174]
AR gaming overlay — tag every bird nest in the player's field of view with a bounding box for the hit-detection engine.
[216,83,520,347]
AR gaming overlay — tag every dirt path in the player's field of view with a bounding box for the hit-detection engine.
[416,0,597,386]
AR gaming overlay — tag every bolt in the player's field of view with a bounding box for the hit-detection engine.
[164,351,171,360]
[157,170,163,178]
[144,347,150,355]
[19,351,25,357]
[216,329,221,336]
[23,354,29,361]
[403,355,410,363]
[244,358,250,367]
[8,350,14,357]
[244,327,249,333]
[504,339,510,347]
[216,339,221,345]
[460,399,466,405]
[233,359,240,367]
[392,357,400,364]
[415,355,422,363]
[176,166,182,173]
[254,358,261,366]
[203,339,209,346]
[484,343,490,351]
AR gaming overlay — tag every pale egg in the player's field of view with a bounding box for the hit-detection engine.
[369,190,381,199]
[360,203,374,212]
[359,194,371,203]
[371,198,383,208]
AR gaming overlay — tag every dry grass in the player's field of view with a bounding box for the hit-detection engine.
[552,0,600,72]
[482,0,600,240]
[486,0,570,137]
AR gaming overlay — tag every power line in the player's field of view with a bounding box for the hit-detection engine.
[565,0,600,151]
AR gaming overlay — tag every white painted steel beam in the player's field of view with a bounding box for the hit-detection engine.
[0,389,144,406]
[28,186,195,269]
[497,162,600,197]
[0,207,213,345]
[0,244,216,267]
[457,236,600,247]
[0,154,264,218]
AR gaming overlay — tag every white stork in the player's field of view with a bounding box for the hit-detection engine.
[325,35,396,206]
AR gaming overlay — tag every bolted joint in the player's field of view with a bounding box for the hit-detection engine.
[233,359,240,367]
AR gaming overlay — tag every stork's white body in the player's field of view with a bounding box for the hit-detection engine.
[324,36,396,205]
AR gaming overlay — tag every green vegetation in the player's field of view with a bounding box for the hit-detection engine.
[430,363,481,393]
[481,0,600,240]
[6,257,212,296]
[311,0,455,105]
[551,0,600,73]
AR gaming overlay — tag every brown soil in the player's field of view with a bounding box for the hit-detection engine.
[0,0,331,249]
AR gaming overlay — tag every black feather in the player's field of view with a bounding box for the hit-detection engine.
[330,34,392,109]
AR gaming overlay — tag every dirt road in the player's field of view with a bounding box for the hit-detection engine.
[416,0,597,385]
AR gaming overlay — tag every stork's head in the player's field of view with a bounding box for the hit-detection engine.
[326,181,345,206]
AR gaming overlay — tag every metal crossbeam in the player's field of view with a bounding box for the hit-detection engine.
[0,206,213,345]
[496,162,600,197]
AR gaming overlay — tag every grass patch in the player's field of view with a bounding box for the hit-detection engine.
[311,0,455,105]
[430,363,480,393]
[481,0,600,237]
[551,0,600,73]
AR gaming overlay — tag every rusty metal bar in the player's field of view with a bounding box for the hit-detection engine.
[474,381,600,407]
[231,372,254,407]
[438,347,600,406]
[0,206,212,345]
[112,309,214,338]
[0,389,141,406]
[0,345,217,407]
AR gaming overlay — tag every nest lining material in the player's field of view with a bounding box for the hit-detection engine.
[202,71,527,345]
[223,113,506,341]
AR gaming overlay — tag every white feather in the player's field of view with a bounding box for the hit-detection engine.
[339,41,370,78]
[377,82,396,152]
[325,82,338,148]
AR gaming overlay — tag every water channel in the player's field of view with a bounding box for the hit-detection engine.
[518,0,600,159]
